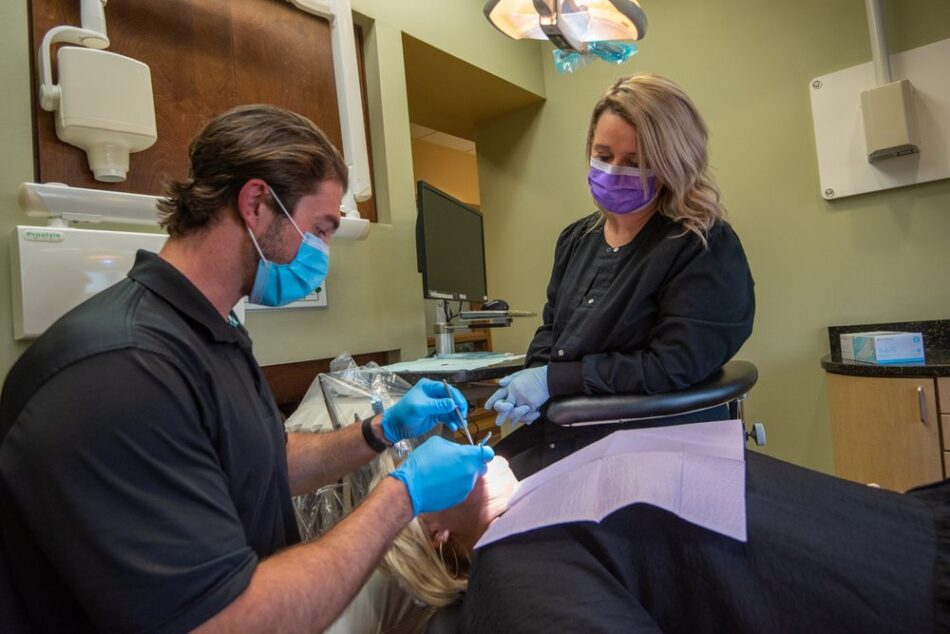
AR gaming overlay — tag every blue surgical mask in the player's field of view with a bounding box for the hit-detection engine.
[247,186,330,307]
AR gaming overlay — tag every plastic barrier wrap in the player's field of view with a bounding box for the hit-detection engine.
[553,40,638,73]
[285,354,432,631]
[286,353,417,540]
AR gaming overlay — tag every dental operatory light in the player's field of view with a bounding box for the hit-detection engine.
[484,0,646,72]
[483,0,647,52]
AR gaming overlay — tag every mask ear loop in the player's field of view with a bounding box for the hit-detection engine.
[246,226,268,263]
[267,185,306,239]
[638,140,652,197]
[245,184,287,264]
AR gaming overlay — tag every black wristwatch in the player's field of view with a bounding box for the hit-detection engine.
[361,415,389,453]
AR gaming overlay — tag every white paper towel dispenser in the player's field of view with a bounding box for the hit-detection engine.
[10,225,167,339]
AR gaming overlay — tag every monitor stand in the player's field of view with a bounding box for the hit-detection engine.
[433,299,456,356]
[432,299,515,356]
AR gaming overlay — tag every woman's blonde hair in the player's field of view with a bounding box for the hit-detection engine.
[372,450,468,607]
[586,73,724,242]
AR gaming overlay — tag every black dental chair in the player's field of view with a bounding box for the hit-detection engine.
[424,359,762,634]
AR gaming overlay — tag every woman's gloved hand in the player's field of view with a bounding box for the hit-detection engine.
[381,378,467,443]
[484,366,549,425]
[388,436,495,516]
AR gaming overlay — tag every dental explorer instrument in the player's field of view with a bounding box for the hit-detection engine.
[442,379,474,445]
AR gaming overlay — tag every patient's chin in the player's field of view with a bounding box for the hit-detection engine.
[421,457,519,547]
[482,458,518,509]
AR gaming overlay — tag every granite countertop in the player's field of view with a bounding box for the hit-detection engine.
[822,319,950,377]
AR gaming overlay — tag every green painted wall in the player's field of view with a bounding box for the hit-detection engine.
[478,0,950,472]
[0,1,34,382]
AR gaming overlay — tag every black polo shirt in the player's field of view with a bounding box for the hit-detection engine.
[0,250,298,633]
[527,212,755,397]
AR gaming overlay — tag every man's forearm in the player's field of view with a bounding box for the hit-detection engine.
[286,416,388,496]
[195,477,412,633]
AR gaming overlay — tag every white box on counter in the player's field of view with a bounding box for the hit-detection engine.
[839,331,925,364]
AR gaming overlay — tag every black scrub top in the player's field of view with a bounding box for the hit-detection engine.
[527,212,755,397]
[0,250,298,633]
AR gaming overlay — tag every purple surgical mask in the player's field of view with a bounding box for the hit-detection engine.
[587,157,658,214]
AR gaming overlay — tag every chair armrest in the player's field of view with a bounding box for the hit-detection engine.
[545,360,758,426]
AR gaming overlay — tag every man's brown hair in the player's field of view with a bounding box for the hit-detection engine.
[158,105,348,237]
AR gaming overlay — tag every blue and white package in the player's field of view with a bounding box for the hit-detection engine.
[839,331,925,364]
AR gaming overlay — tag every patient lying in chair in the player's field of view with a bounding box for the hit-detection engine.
[373,434,948,633]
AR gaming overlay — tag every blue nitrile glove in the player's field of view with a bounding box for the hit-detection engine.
[389,436,495,516]
[484,366,549,425]
[381,378,468,443]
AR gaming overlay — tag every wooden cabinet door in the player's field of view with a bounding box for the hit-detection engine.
[827,374,942,491]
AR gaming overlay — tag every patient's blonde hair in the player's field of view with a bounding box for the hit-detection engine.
[586,73,725,243]
[372,450,468,607]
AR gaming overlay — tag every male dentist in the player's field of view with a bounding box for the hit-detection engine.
[0,104,492,632]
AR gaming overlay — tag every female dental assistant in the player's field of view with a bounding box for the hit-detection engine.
[487,73,755,472]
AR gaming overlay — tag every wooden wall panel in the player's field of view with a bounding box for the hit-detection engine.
[29,0,376,220]
[231,2,343,152]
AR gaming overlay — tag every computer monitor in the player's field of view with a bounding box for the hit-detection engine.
[415,181,488,302]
